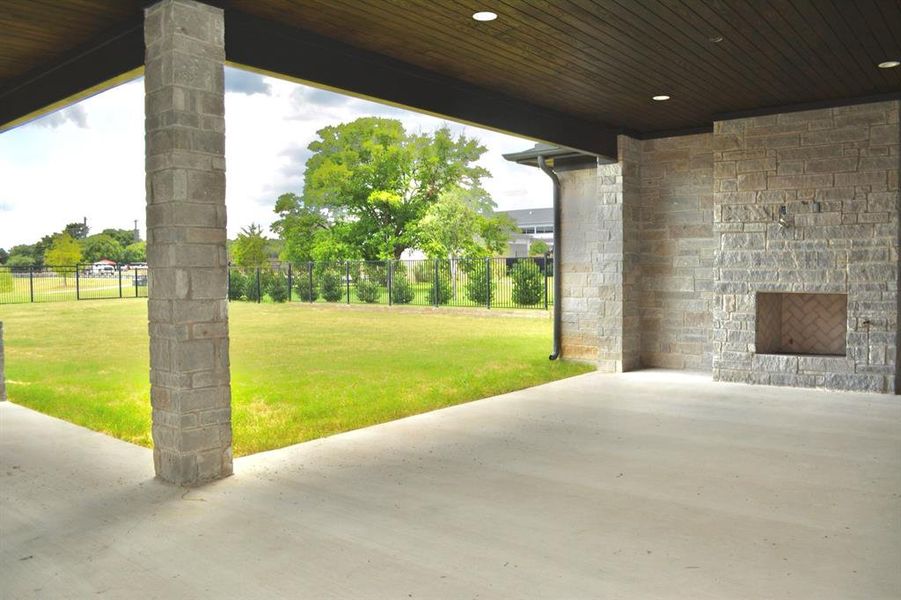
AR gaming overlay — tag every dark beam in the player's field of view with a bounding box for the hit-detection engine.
[0,22,144,132]
[223,9,620,158]
[712,91,901,122]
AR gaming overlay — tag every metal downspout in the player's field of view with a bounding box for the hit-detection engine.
[537,155,562,360]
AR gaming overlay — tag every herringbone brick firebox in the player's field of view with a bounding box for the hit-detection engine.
[756,293,847,356]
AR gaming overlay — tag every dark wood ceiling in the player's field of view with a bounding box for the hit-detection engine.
[2,0,900,150]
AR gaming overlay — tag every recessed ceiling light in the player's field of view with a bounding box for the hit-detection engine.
[652,95,671,101]
[472,11,497,22]
[878,60,900,68]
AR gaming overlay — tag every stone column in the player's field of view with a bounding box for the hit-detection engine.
[144,0,231,484]
[558,135,642,372]
[591,136,642,372]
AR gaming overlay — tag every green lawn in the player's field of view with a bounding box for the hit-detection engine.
[0,300,592,456]
[0,272,147,304]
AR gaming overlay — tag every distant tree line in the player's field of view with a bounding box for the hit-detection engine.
[0,223,146,269]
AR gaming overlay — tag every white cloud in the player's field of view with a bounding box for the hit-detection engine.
[0,67,550,249]
[33,105,89,129]
[224,69,271,95]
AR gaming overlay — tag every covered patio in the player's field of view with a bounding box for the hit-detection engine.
[1,1,899,596]
[2,0,898,486]
[3,370,900,598]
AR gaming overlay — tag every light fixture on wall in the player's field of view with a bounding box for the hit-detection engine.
[878,60,900,68]
[472,11,498,21]
[777,205,790,230]
[652,95,671,101]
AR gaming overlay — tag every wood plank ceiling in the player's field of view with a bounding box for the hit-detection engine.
[1,0,900,139]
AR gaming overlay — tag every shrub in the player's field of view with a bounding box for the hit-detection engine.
[228,270,246,301]
[511,260,544,306]
[428,266,451,305]
[464,261,493,305]
[320,270,344,302]
[390,273,414,304]
[355,278,380,303]
[267,272,289,303]
[294,268,318,301]
[243,270,263,302]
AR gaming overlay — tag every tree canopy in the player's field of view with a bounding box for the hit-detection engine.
[273,117,507,263]
[64,222,90,240]
[231,223,269,268]
[529,240,550,256]
[82,234,123,264]
[45,233,83,267]
[122,241,146,264]
[415,187,515,259]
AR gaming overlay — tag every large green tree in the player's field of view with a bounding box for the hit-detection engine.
[44,233,82,285]
[9,244,40,268]
[82,233,124,264]
[274,117,492,262]
[101,228,138,248]
[415,187,515,260]
[64,222,90,240]
[122,241,146,264]
[231,223,269,268]
[6,254,34,269]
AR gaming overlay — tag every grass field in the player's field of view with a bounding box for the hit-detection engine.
[0,300,592,456]
[0,272,147,304]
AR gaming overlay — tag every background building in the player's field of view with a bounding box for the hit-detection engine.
[498,207,553,257]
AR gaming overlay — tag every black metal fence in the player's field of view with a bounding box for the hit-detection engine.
[229,257,554,310]
[0,258,554,310]
[0,265,148,304]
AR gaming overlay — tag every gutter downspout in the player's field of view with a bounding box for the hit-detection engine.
[537,156,562,361]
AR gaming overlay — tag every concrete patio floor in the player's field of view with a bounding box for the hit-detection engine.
[1,370,899,599]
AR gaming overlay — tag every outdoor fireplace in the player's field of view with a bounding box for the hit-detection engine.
[756,293,848,357]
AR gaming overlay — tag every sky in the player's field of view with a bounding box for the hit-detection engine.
[0,66,550,249]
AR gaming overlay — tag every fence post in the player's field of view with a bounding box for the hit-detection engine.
[29,267,34,303]
[118,265,123,298]
[287,263,292,302]
[486,257,491,310]
[308,262,314,303]
[75,264,80,300]
[387,261,393,306]
[345,261,351,304]
[433,260,439,307]
[256,268,261,303]
[134,268,139,298]
[544,254,549,310]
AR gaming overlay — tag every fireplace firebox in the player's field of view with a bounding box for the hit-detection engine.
[755,292,848,357]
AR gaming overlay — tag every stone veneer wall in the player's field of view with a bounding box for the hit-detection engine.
[558,135,641,372]
[558,166,602,362]
[638,133,715,370]
[618,136,642,372]
[554,101,898,393]
[711,101,900,393]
